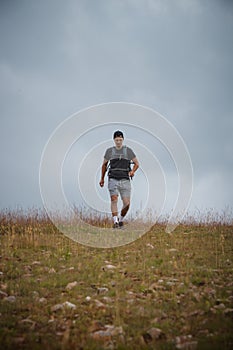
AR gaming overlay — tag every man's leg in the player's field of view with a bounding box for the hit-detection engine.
[111,194,119,227]
[121,197,130,217]
[119,179,131,226]
[111,194,118,218]
[119,197,130,225]
[108,178,119,227]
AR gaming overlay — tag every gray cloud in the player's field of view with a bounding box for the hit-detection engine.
[0,0,232,215]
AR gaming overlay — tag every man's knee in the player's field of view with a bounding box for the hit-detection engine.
[111,195,118,202]
[123,197,130,208]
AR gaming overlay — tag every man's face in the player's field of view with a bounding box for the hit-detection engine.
[114,137,124,149]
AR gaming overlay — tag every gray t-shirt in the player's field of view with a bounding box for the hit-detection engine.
[104,146,136,161]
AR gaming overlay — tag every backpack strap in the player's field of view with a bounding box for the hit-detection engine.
[123,145,127,159]
[110,147,116,160]
[110,146,127,160]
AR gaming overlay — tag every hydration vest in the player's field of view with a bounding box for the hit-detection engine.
[108,146,131,180]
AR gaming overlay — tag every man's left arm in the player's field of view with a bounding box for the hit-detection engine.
[129,157,139,178]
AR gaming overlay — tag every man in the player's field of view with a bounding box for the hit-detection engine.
[99,130,139,228]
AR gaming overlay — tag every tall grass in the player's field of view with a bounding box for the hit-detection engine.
[0,207,232,349]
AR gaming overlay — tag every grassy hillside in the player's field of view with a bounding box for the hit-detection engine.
[0,210,232,349]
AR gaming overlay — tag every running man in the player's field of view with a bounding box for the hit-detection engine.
[99,130,139,228]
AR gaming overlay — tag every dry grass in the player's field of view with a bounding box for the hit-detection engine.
[0,208,232,349]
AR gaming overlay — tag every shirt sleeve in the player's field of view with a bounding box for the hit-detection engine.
[127,147,136,160]
[104,147,111,161]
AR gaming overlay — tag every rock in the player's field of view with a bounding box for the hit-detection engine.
[85,296,91,302]
[94,299,106,309]
[63,301,76,309]
[4,295,16,303]
[32,261,41,265]
[66,281,78,290]
[103,264,116,270]
[51,303,64,312]
[91,329,112,342]
[90,324,124,343]
[12,336,25,344]
[39,297,47,303]
[176,341,198,349]
[0,290,8,299]
[89,320,105,333]
[19,318,36,330]
[102,296,112,303]
[105,325,124,336]
[146,243,154,249]
[224,308,233,315]
[142,327,166,343]
[214,303,225,310]
[97,287,109,294]
[48,268,56,274]
[175,335,198,349]
[51,301,76,312]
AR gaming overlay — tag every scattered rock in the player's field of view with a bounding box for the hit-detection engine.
[32,261,41,265]
[0,290,8,299]
[0,283,7,290]
[103,264,117,271]
[48,268,56,274]
[51,303,64,312]
[66,281,78,290]
[51,301,77,312]
[39,297,47,303]
[90,324,124,343]
[94,299,106,309]
[102,296,113,303]
[214,303,225,310]
[146,243,154,249]
[97,287,109,294]
[175,335,198,349]
[19,318,36,330]
[224,308,233,315]
[176,341,198,349]
[13,336,25,344]
[63,301,76,309]
[91,329,112,342]
[142,327,166,343]
[4,295,16,303]
[85,296,91,302]
[89,320,106,333]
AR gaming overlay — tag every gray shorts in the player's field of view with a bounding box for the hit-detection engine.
[108,178,131,199]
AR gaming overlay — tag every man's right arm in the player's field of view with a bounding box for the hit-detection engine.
[99,159,108,187]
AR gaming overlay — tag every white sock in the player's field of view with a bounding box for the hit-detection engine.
[113,216,118,224]
[119,215,124,222]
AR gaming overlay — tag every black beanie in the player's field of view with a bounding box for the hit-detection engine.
[113,130,124,139]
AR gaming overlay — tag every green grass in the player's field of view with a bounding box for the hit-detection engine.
[0,211,232,349]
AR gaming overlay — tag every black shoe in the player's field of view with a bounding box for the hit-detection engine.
[119,221,124,228]
[113,222,119,229]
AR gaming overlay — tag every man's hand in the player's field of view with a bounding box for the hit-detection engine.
[129,170,135,178]
[99,179,104,187]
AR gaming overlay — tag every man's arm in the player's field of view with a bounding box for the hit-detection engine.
[99,159,108,187]
[129,157,139,178]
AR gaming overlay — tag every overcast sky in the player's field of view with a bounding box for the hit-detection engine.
[0,0,233,218]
